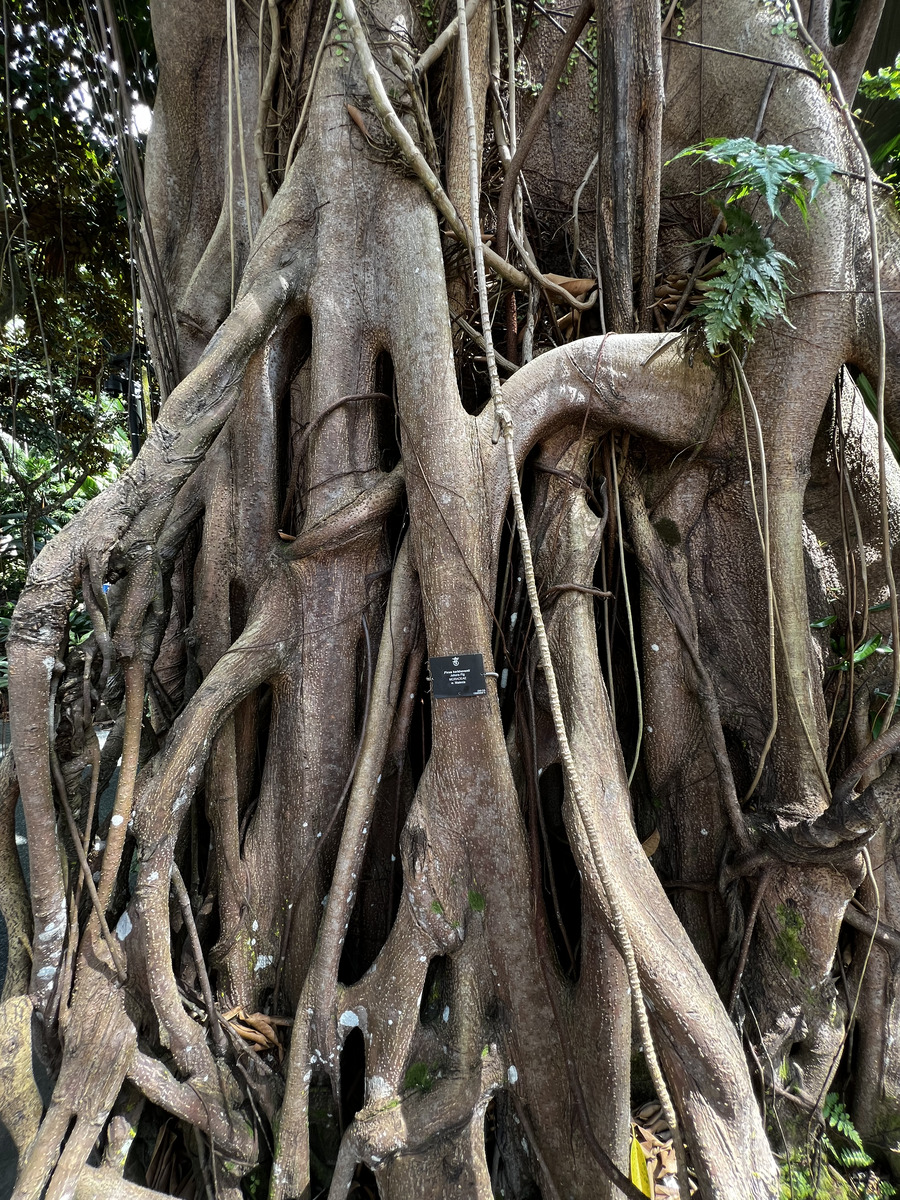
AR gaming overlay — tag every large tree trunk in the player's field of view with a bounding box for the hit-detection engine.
[4,0,900,1197]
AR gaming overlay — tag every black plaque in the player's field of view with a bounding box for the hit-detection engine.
[430,654,487,699]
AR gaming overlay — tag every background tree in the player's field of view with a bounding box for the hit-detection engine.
[0,0,154,710]
[4,1,900,1199]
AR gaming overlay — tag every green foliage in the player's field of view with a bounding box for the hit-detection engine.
[690,209,794,352]
[859,58,900,103]
[778,1098,896,1199]
[468,888,486,913]
[0,1,148,711]
[1,1,154,387]
[331,10,351,59]
[668,137,835,351]
[810,615,838,629]
[820,1095,895,1194]
[827,631,893,672]
[858,56,900,184]
[774,901,809,977]
[403,1062,434,1092]
[417,0,437,37]
[671,137,836,222]
[761,0,797,39]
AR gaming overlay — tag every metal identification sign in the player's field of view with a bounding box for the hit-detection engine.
[429,653,487,699]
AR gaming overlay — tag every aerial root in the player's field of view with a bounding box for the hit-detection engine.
[273,544,420,1197]
[0,995,42,1163]
[0,754,31,1001]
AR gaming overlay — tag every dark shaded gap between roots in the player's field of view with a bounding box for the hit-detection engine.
[374,351,401,474]
[338,760,413,987]
[339,1027,367,1131]
[408,657,432,791]
[490,1091,544,1200]
[418,954,452,1025]
[538,762,582,982]
[238,684,273,833]
[277,313,313,538]
[348,1161,379,1198]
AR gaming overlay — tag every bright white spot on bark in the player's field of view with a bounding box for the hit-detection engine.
[368,1076,390,1102]
[15,834,26,846]
[362,827,368,834]
[303,1071,312,1083]
[92,872,100,882]
[302,821,308,828]
[37,966,56,978]
[174,789,188,811]
[94,838,106,852]
[251,938,257,946]
[255,955,273,971]
[651,643,660,652]
[387,1019,393,1025]
[419,955,427,962]
[521,1138,528,1152]
[500,668,508,689]
[322,894,329,907]
[111,814,124,827]
[317,832,322,838]
[252,920,259,931]
[42,655,56,676]
[116,911,132,940]
[647,726,653,733]
[347,892,354,903]
[508,1065,518,1084]
[371,1155,381,1164]
[391,855,396,862]
[442,1006,450,1023]
[376,774,382,784]
[339,1010,359,1028]
[509,612,518,629]
[148,872,159,883]
[701,828,708,836]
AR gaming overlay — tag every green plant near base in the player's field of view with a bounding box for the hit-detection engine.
[403,1062,435,1092]
[778,1095,896,1199]
[667,137,835,351]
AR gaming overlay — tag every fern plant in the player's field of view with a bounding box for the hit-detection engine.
[779,1096,897,1199]
[667,137,836,351]
[821,1094,876,1174]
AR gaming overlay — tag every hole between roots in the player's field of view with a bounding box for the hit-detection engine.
[537,762,582,982]
[339,1026,366,1130]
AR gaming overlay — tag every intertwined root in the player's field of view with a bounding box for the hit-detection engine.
[8,0,900,1196]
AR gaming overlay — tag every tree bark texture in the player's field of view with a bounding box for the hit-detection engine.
[4,0,900,1197]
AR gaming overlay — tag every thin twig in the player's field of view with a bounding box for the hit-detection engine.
[415,0,485,75]
[172,863,228,1056]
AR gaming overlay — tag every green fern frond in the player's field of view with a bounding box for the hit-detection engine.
[667,137,834,351]
[668,136,836,221]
